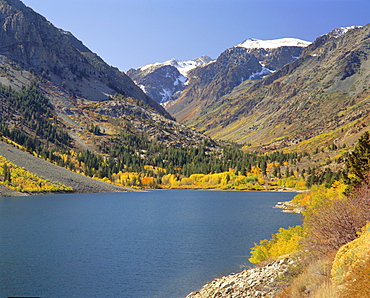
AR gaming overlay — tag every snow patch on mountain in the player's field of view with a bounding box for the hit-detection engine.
[138,84,147,93]
[159,88,175,103]
[174,74,187,86]
[237,38,311,49]
[140,63,161,72]
[330,26,362,38]
[155,73,187,103]
[165,56,214,76]
[248,63,275,80]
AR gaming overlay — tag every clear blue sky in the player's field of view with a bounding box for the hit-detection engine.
[22,0,370,72]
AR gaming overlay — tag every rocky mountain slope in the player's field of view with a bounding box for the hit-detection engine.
[0,0,170,113]
[127,56,213,104]
[0,0,216,152]
[168,25,370,152]
[0,0,171,117]
[128,64,187,104]
[89,96,213,148]
[167,38,310,122]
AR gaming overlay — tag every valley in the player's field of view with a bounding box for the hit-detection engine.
[1,0,370,297]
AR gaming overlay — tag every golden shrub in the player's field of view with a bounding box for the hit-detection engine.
[339,256,370,298]
[331,222,370,285]
[249,225,304,264]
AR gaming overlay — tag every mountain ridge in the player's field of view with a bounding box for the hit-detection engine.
[0,0,172,119]
[128,38,313,106]
[179,24,370,152]
[131,55,214,77]
[0,0,219,157]
[167,37,310,123]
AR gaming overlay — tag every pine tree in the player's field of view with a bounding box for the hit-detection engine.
[346,131,370,190]
[3,164,11,183]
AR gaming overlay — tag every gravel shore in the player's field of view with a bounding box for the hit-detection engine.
[0,184,27,197]
[186,257,295,298]
[0,141,135,195]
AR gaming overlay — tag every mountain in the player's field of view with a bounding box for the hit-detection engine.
[0,0,216,154]
[127,56,213,104]
[167,38,311,122]
[0,0,171,118]
[174,25,370,152]
[128,64,187,104]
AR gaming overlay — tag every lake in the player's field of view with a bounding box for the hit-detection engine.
[0,190,301,298]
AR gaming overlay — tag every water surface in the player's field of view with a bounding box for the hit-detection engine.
[0,190,301,297]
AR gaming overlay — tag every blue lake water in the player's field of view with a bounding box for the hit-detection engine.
[0,190,301,298]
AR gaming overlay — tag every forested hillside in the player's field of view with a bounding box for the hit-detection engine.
[0,83,325,190]
[0,0,229,193]
[0,0,363,198]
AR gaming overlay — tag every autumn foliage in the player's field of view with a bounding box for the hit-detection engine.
[303,177,370,255]
[331,222,370,297]
[0,155,72,193]
[159,168,267,190]
[271,132,370,297]
[339,256,370,298]
[249,225,304,264]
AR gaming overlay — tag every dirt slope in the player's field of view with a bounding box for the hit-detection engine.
[0,141,134,194]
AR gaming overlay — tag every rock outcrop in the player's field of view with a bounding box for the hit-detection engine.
[94,99,216,148]
[186,258,296,298]
[274,200,305,213]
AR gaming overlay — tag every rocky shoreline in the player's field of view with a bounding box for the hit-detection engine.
[273,200,304,213]
[186,201,303,298]
[186,257,295,298]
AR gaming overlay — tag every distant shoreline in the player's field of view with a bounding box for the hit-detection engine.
[0,185,133,198]
[0,183,306,198]
[0,141,308,198]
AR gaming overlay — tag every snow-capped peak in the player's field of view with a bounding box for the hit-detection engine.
[164,56,214,76]
[140,62,162,72]
[137,56,214,77]
[236,38,311,49]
